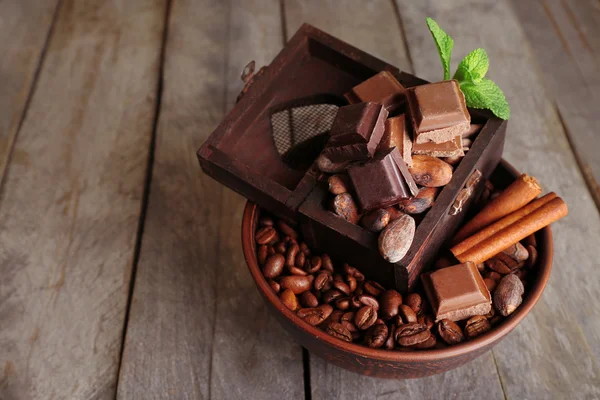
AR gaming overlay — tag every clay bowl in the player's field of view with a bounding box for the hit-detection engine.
[241,160,552,379]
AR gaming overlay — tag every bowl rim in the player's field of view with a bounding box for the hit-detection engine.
[241,159,553,362]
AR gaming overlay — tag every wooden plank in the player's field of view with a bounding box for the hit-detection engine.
[0,0,60,187]
[284,1,504,399]
[0,1,167,399]
[396,0,600,398]
[117,1,305,399]
[510,0,600,208]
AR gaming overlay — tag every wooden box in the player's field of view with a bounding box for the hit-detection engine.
[198,24,507,292]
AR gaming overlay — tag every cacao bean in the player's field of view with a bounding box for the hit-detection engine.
[409,155,453,187]
[297,304,333,326]
[394,323,429,347]
[397,187,440,215]
[355,306,378,330]
[328,174,350,195]
[331,193,360,224]
[493,274,524,316]
[299,291,319,308]
[360,209,391,232]
[378,214,416,263]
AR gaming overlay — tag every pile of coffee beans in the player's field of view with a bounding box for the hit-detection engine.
[255,213,536,350]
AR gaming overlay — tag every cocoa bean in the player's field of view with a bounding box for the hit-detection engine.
[378,214,415,263]
[328,174,350,195]
[441,154,462,166]
[437,319,464,345]
[502,242,529,262]
[409,155,453,187]
[277,220,298,238]
[360,209,391,232]
[484,278,497,292]
[317,154,351,173]
[485,258,512,275]
[331,193,360,224]
[397,187,440,215]
[258,245,268,265]
[493,274,524,316]
[494,252,520,270]
[385,206,405,221]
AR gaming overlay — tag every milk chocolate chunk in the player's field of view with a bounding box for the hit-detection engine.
[347,148,413,211]
[323,102,388,162]
[421,262,491,322]
[412,134,464,158]
[407,80,471,144]
[378,114,413,166]
[344,71,407,112]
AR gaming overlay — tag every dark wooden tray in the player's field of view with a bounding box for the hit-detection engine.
[198,24,507,292]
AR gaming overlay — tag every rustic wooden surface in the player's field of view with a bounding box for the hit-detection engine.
[1,0,599,399]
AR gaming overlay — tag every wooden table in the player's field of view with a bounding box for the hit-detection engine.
[1,1,599,398]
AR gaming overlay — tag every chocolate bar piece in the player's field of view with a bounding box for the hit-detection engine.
[412,135,464,158]
[347,148,412,211]
[345,71,406,113]
[407,80,470,144]
[421,262,491,322]
[378,114,413,167]
[323,102,388,162]
[388,147,418,197]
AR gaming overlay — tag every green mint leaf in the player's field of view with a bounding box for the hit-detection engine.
[453,48,489,84]
[460,79,510,120]
[426,17,454,80]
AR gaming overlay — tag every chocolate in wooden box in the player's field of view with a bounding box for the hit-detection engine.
[198,24,507,293]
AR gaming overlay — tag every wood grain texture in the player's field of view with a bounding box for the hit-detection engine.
[396,0,600,398]
[0,1,166,399]
[510,0,600,209]
[0,0,60,187]
[117,0,304,399]
[284,1,504,398]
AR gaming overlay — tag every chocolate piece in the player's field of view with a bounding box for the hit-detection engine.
[323,102,388,162]
[388,148,418,196]
[344,71,407,112]
[347,148,412,211]
[378,114,413,166]
[412,134,464,157]
[407,80,470,144]
[421,262,491,322]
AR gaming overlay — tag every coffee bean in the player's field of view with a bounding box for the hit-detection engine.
[502,242,529,262]
[397,187,439,215]
[322,289,344,304]
[285,243,299,268]
[364,323,388,348]
[494,252,520,270]
[314,272,331,291]
[321,254,334,273]
[300,242,311,257]
[360,209,390,233]
[334,297,351,311]
[299,291,319,308]
[325,310,344,324]
[394,323,429,347]
[350,295,362,309]
[396,304,417,324]
[305,256,322,274]
[258,245,268,265]
[333,280,351,296]
[484,278,497,292]
[331,193,360,224]
[288,265,307,276]
[263,254,285,279]
[363,280,385,297]
[256,226,278,245]
[378,214,415,263]
[267,246,276,256]
[259,216,274,227]
[355,306,377,330]
[341,320,358,333]
[379,290,403,320]
[280,289,298,311]
[404,293,423,315]
[294,252,305,269]
[279,275,313,294]
[324,322,353,342]
[384,324,396,350]
[414,333,437,349]
[358,294,379,310]
[297,304,333,326]
[268,280,280,294]
[274,241,287,254]
[438,319,465,345]
[464,315,491,339]
[417,314,435,330]
[493,274,524,316]
[277,220,298,238]
[343,264,365,281]
[345,274,357,293]
[485,258,511,275]
[341,311,355,323]
[328,174,350,195]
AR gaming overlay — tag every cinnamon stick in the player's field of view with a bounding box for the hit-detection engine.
[453,174,542,243]
[451,193,557,257]
[454,197,567,265]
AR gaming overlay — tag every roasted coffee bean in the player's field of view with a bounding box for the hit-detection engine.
[305,256,322,274]
[397,187,439,215]
[256,227,278,245]
[258,245,269,265]
[294,251,306,269]
[485,258,512,275]
[286,243,299,268]
[279,275,313,294]
[283,235,297,246]
[355,306,378,330]
[323,289,344,304]
[263,254,285,279]
[341,320,358,333]
[502,242,529,262]
[324,322,353,342]
[379,290,403,320]
[464,315,491,339]
[438,319,465,345]
[288,265,307,276]
[418,314,435,330]
[299,291,319,308]
[354,285,364,296]
[314,272,331,291]
[300,242,311,257]
[274,241,287,254]
[345,274,357,293]
[267,246,276,256]
[358,294,379,310]
[364,323,388,348]
[404,293,423,315]
[321,254,334,273]
[350,295,363,309]
[394,323,429,347]
[332,280,351,296]
[334,297,351,311]
[297,304,333,326]
[277,220,298,238]
[325,310,344,324]
[494,274,524,316]
[280,289,298,311]
[395,304,418,324]
[258,216,275,227]
[384,324,396,350]
[343,264,365,282]
[268,280,280,294]
[363,280,385,297]
[414,333,437,349]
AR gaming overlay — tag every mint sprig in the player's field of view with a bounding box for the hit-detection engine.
[425,18,510,120]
